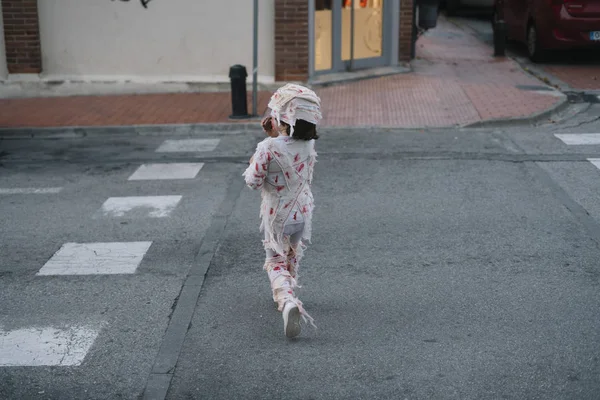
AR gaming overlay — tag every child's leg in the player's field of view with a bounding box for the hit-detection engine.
[265,224,316,330]
[263,223,304,312]
[286,228,305,280]
[284,224,316,328]
[282,209,306,280]
[264,240,295,312]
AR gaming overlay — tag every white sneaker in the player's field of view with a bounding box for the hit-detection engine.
[283,301,301,338]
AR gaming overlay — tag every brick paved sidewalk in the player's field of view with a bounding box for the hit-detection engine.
[316,17,562,128]
[0,17,564,130]
[542,65,600,91]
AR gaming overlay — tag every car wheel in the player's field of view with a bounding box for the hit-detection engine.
[446,0,460,16]
[527,23,546,63]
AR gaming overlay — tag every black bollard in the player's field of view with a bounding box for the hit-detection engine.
[229,65,250,119]
[411,0,417,59]
[493,20,507,57]
[416,0,440,30]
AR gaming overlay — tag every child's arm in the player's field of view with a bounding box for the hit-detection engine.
[243,142,270,190]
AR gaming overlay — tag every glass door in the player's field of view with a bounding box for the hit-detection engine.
[341,0,387,70]
[314,0,390,74]
[314,0,333,72]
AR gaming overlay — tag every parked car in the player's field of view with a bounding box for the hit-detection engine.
[443,0,495,16]
[493,0,600,62]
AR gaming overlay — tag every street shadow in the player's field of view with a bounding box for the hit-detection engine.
[439,5,493,19]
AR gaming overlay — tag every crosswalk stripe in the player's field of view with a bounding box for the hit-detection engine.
[155,139,220,153]
[555,134,600,145]
[0,326,99,366]
[97,196,182,218]
[0,187,63,194]
[37,241,153,276]
[128,163,204,181]
[587,159,600,170]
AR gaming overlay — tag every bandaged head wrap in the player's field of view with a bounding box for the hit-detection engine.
[268,83,323,137]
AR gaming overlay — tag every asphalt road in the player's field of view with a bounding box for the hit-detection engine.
[2,111,600,399]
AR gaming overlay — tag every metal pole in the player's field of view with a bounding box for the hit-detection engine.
[349,0,355,71]
[252,0,259,116]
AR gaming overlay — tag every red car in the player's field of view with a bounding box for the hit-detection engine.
[493,0,600,62]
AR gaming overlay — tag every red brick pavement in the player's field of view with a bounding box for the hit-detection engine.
[0,92,273,128]
[0,18,563,129]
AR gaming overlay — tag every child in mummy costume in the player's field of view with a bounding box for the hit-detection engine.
[243,84,321,338]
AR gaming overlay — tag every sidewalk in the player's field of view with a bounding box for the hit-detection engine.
[317,17,564,128]
[542,65,600,91]
[0,17,565,130]
[447,13,600,93]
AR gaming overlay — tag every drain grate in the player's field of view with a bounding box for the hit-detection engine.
[566,91,600,104]
[516,85,555,91]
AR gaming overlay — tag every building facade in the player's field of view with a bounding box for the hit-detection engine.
[0,0,414,85]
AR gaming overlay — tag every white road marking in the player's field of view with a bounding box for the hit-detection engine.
[555,134,600,145]
[156,138,220,153]
[0,187,63,194]
[588,159,600,170]
[0,326,99,366]
[37,241,152,275]
[98,196,182,218]
[128,163,204,180]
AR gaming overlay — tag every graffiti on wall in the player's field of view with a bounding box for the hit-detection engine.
[111,0,153,9]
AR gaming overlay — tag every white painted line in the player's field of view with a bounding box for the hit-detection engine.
[0,187,63,194]
[156,139,220,153]
[555,134,600,145]
[588,159,600,170]
[128,163,204,180]
[37,241,152,275]
[98,196,182,218]
[0,326,99,366]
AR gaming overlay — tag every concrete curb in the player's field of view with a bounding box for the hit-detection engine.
[0,123,264,139]
[461,96,570,129]
[510,55,573,93]
[507,50,600,96]
[0,97,573,139]
[0,124,431,139]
